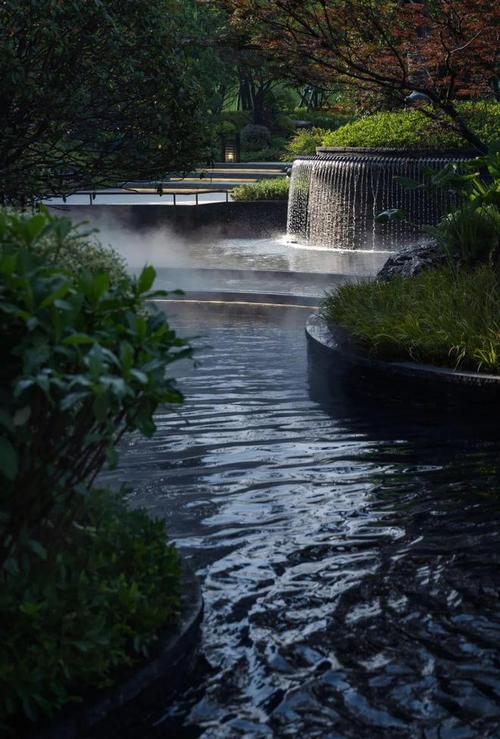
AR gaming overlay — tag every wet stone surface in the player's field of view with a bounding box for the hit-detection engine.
[101,302,500,738]
[376,241,446,281]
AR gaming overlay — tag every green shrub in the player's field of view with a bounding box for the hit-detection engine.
[322,266,500,373]
[434,205,500,270]
[0,489,180,730]
[0,207,128,285]
[232,177,289,201]
[216,119,238,136]
[241,124,272,149]
[322,103,500,149]
[291,109,353,130]
[284,128,329,157]
[240,137,289,162]
[0,210,190,728]
[273,114,296,136]
[219,110,251,130]
[0,228,189,558]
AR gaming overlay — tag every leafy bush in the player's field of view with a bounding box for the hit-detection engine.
[322,266,500,373]
[241,124,272,149]
[434,205,500,270]
[216,119,238,136]
[0,207,128,286]
[284,128,329,157]
[240,137,289,162]
[219,110,251,130]
[0,235,188,559]
[232,177,289,201]
[1,490,180,729]
[304,115,346,130]
[273,114,296,136]
[322,103,500,149]
[291,109,353,130]
[0,210,190,729]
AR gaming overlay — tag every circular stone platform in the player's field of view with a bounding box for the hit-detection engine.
[306,313,500,399]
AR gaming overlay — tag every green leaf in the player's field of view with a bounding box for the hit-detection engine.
[93,392,109,422]
[39,281,71,309]
[0,437,19,480]
[137,265,156,294]
[130,369,148,385]
[63,334,95,346]
[394,176,422,191]
[29,539,47,560]
[13,406,31,426]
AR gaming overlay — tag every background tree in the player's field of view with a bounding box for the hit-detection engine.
[0,0,210,204]
[220,0,499,152]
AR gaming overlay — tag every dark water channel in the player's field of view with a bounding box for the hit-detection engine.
[104,301,500,738]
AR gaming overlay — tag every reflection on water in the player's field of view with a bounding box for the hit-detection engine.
[101,303,500,738]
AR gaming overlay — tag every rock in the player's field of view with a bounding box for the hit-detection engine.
[377,240,446,281]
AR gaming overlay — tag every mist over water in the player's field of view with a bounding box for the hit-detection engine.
[66,208,390,301]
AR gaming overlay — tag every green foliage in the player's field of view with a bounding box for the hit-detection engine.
[216,120,238,136]
[240,137,290,162]
[232,177,290,201]
[322,266,500,373]
[272,114,296,136]
[241,124,272,149]
[322,103,500,149]
[0,489,180,729]
[0,210,189,729]
[220,111,252,130]
[0,208,128,285]
[0,211,189,560]
[432,205,500,271]
[0,0,210,203]
[284,128,329,157]
[291,109,353,130]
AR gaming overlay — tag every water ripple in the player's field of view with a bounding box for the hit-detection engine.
[102,303,500,738]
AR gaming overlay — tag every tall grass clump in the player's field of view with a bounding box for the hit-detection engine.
[322,266,499,374]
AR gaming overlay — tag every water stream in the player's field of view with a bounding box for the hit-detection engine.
[100,300,500,738]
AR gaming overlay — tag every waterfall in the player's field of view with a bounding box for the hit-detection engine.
[287,149,470,250]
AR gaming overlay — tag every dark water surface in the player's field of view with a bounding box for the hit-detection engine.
[105,302,500,738]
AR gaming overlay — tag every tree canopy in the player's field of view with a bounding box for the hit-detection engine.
[221,0,499,151]
[0,0,210,203]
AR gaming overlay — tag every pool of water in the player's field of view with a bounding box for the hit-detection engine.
[101,301,500,738]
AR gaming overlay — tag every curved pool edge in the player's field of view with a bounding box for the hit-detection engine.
[306,313,500,397]
[32,559,203,739]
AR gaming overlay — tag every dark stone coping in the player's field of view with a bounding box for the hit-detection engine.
[32,559,203,739]
[306,313,500,392]
[314,146,475,158]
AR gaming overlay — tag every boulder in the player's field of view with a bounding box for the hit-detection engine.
[377,240,446,281]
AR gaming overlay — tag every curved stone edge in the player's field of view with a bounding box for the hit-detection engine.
[32,559,203,739]
[306,314,500,392]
